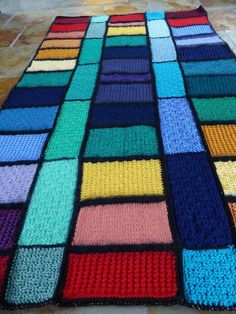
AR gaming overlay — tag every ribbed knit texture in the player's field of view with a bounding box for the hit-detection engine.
[1,8,235,311]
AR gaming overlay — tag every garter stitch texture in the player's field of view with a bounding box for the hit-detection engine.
[0,7,235,311]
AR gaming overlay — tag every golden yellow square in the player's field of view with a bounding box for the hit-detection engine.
[107,26,146,36]
[80,159,164,200]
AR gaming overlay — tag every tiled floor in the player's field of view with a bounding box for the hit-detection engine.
[0,0,235,313]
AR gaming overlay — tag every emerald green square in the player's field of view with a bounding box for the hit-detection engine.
[79,38,103,64]
[45,101,90,159]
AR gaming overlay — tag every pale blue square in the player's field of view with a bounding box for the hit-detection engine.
[150,37,176,62]
[171,25,213,37]
[147,20,170,38]
[158,98,204,154]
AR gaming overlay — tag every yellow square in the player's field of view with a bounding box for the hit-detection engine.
[214,161,236,196]
[107,26,146,36]
[80,159,164,200]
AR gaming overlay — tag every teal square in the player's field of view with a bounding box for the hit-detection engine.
[6,247,64,305]
[79,39,103,64]
[91,15,108,22]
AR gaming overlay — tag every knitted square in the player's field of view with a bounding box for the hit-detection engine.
[0,7,235,311]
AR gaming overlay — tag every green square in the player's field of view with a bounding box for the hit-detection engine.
[45,101,90,159]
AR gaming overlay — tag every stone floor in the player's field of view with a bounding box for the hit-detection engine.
[0,0,235,313]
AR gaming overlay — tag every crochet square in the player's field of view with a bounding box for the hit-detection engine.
[50,23,88,32]
[147,20,170,38]
[153,62,185,98]
[150,37,176,62]
[103,46,149,59]
[166,152,233,248]
[181,59,236,76]
[89,103,156,127]
[40,39,81,49]
[73,202,173,245]
[91,15,109,23]
[192,97,236,122]
[0,133,48,162]
[214,161,236,197]
[95,83,154,103]
[45,101,89,159]
[229,203,236,226]
[27,59,77,72]
[146,12,165,20]
[105,35,147,47]
[0,164,38,203]
[85,22,106,38]
[4,87,66,108]
[17,71,73,87]
[186,75,236,97]
[66,64,99,100]
[102,58,150,73]
[0,255,9,295]
[171,25,213,37]
[6,247,64,305]
[35,48,79,60]
[158,98,204,154]
[107,26,146,36]
[183,247,236,307]
[109,14,145,23]
[0,209,22,250]
[0,107,58,131]
[47,31,86,39]
[168,16,208,27]
[79,39,103,64]
[18,159,78,245]
[202,124,236,156]
[84,126,159,158]
[99,73,151,83]
[54,17,90,23]
[80,159,164,200]
[63,251,178,299]
[175,34,222,46]
[178,45,234,61]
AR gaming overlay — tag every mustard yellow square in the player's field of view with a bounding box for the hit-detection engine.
[80,159,164,200]
[107,26,146,36]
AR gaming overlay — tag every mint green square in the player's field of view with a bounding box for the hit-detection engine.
[17,71,72,87]
[45,101,90,159]
[18,159,78,245]
[66,64,99,100]
[79,38,103,64]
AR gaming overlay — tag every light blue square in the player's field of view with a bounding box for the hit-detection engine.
[6,247,64,304]
[146,12,164,20]
[147,20,170,37]
[150,37,176,62]
[86,22,106,38]
[91,15,108,23]
[183,246,236,308]
[153,61,185,97]
[171,25,213,37]
[158,98,204,154]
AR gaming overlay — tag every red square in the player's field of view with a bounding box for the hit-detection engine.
[109,14,145,23]
[63,251,178,300]
[0,255,9,294]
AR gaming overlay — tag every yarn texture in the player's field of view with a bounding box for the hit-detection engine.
[0,7,235,311]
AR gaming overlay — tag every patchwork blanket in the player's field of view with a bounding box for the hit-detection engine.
[0,6,235,310]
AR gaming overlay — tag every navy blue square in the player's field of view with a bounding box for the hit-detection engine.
[103,46,149,59]
[167,152,233,248]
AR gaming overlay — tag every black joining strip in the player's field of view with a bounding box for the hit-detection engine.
[0,203,25,210]
[70,243,176,254]
[213,156,236,162]
[54,17,110,304]
[166,17,236,248]
[79,195,166,207]
[145,13,184,301]
[0,16,91,309]
[0,129,51,135]
[201,121,236,126]
[83,155,160,163]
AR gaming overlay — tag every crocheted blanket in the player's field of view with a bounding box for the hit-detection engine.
[0,6,235,311]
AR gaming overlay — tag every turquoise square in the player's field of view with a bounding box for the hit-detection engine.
[146,11,164,20]
[183,246,236,308]
[91,15,109,22]
[153,61,185,97]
